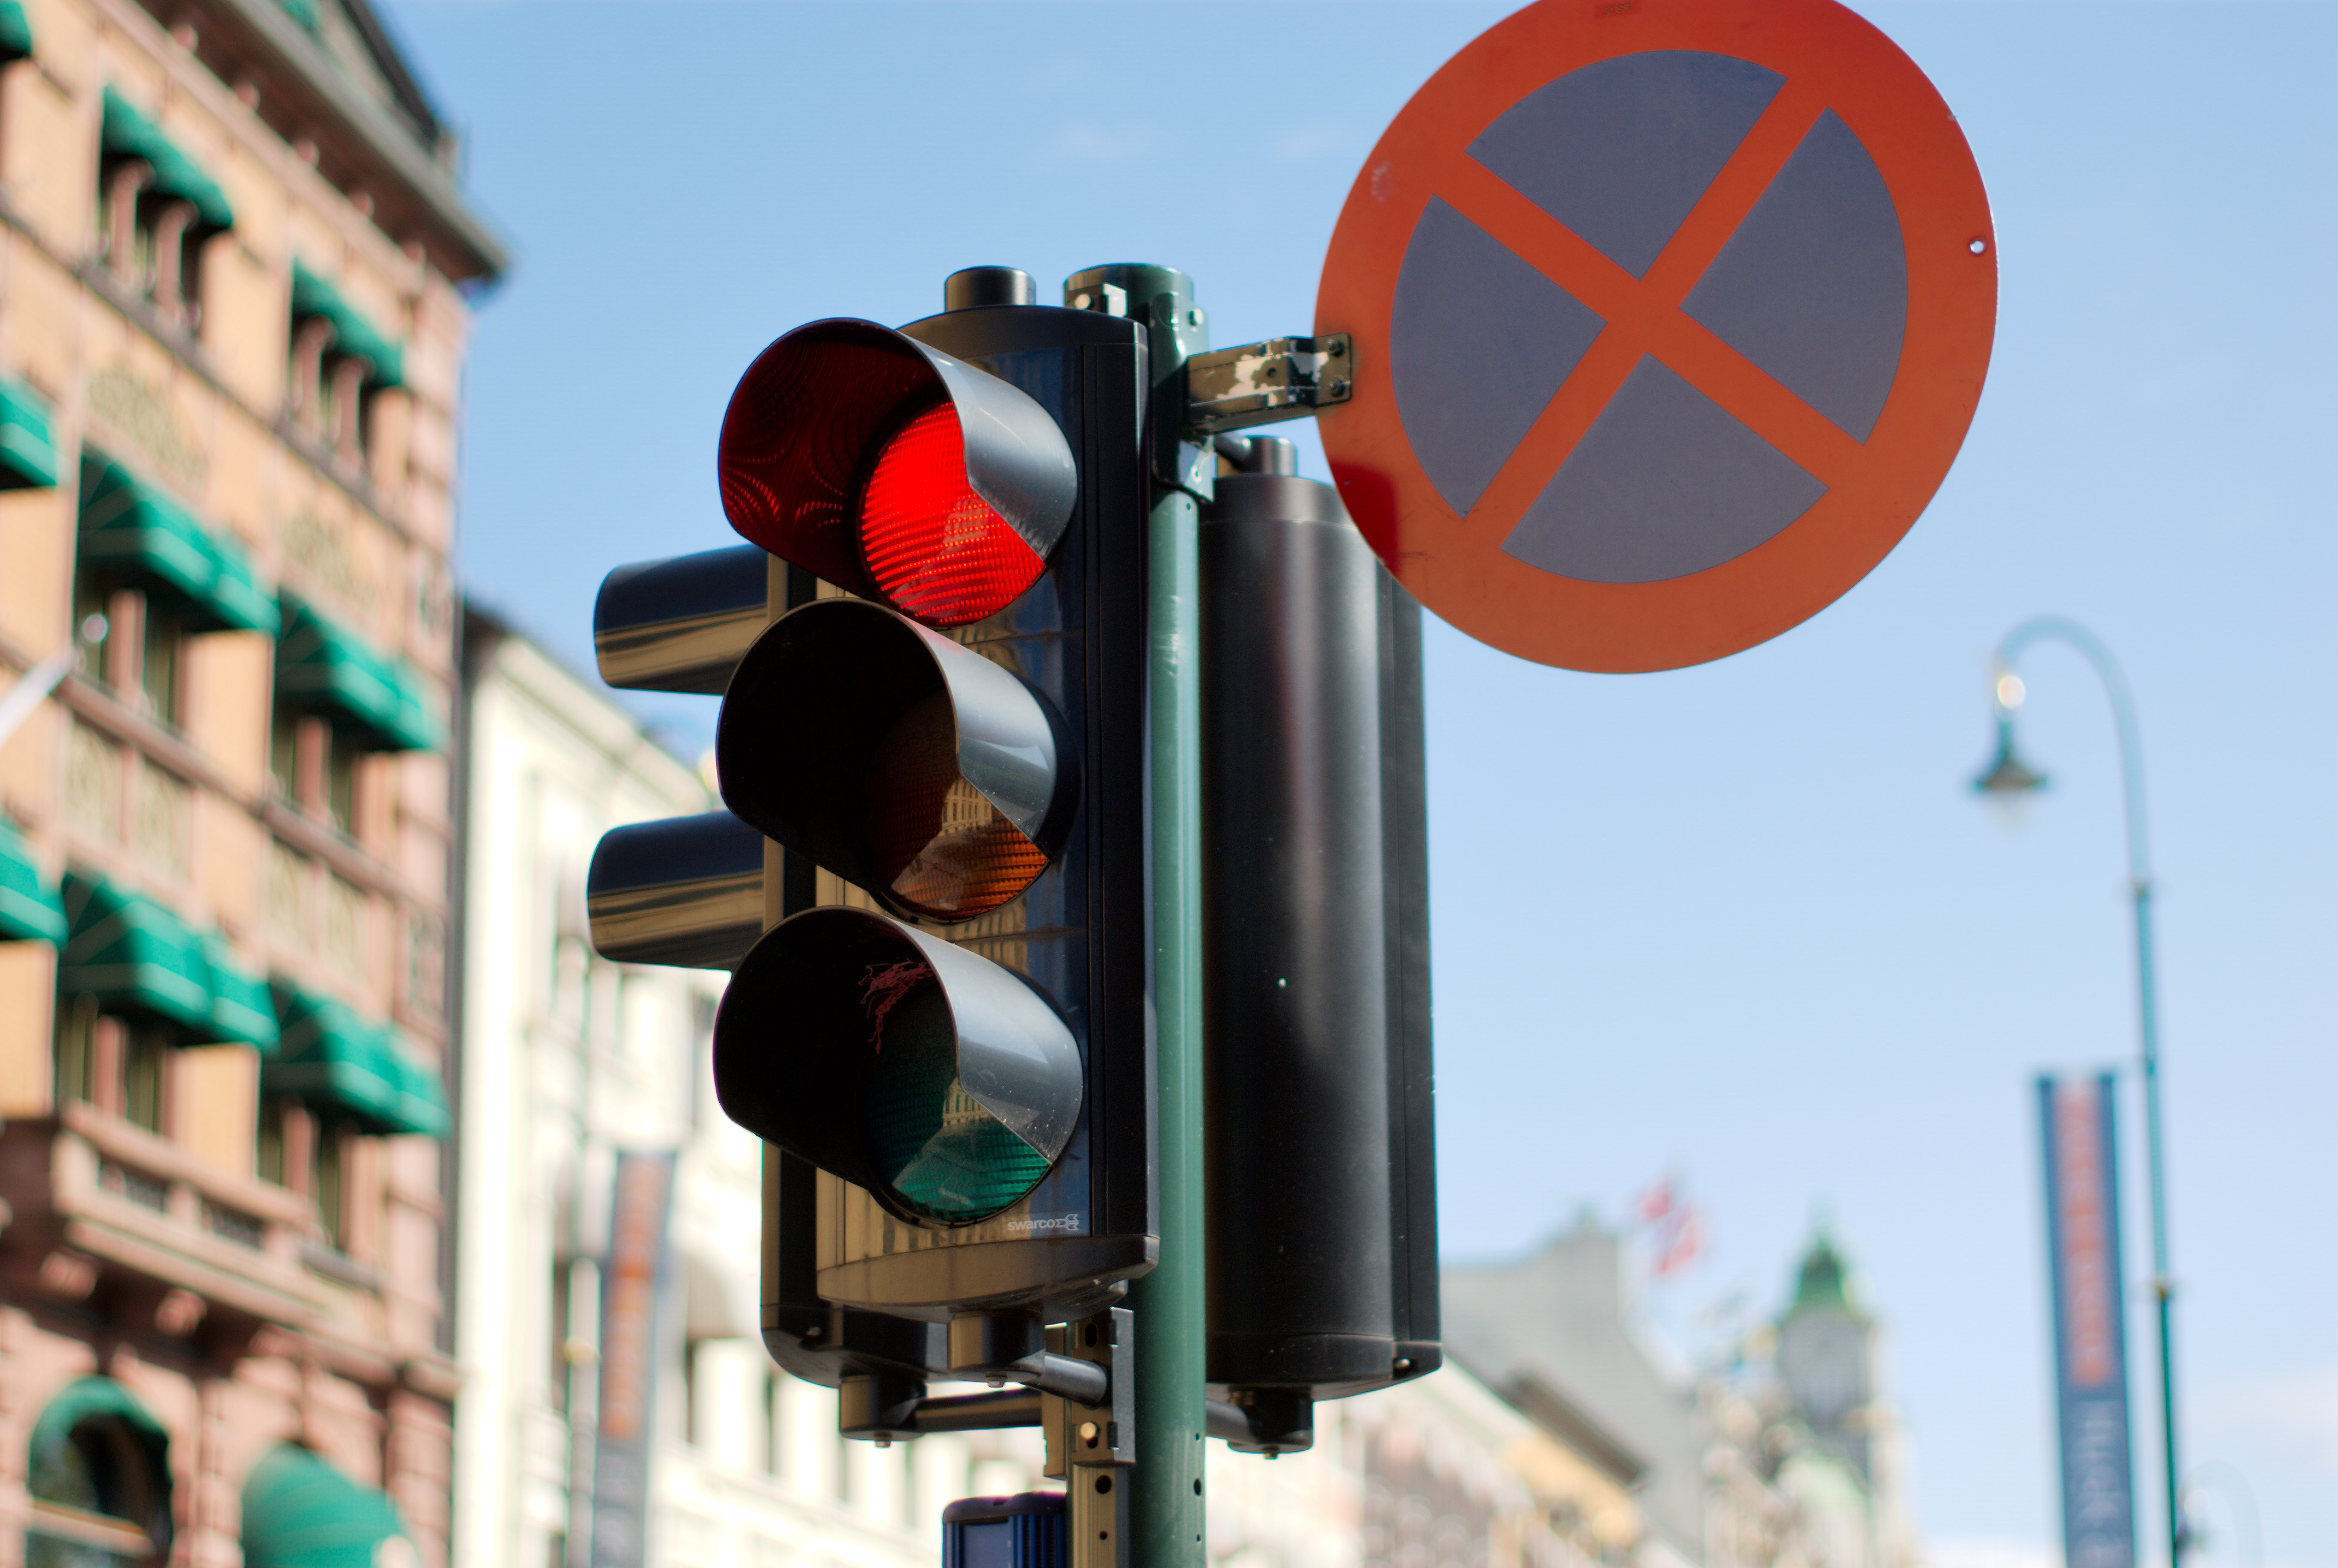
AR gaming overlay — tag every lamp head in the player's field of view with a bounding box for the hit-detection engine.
[1972,714,2048,798]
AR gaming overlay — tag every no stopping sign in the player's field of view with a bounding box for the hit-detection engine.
[1316,0,1996,672]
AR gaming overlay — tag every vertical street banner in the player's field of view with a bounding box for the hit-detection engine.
[589,1150,678,1568]
[2037,1074,2138,1568]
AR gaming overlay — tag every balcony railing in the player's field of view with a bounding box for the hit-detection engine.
[0,1103,324,1332]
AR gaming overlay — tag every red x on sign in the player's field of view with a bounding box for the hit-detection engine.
[1316,0,1996,673]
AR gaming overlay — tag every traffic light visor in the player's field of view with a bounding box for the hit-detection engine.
[714,907,1082,1225]
[719,599,1075,923]
[718,320,1077,629]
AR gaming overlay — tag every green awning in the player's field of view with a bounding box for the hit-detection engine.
[99,87,233,233]
[79,453,278,635]
[202,936,278,1049]
[241,1444,405,1568]
[30,1378,170,1475]
[59,871,214,1035]
[31,1377,169,1451]
[57,872,278,1045]
[265,984,442,1138]
[274,597,442,752]
[0,816,65,945]
[290,263,403,390]
[0,376,57,489]
[388,1041,449,1140]
[0,1,32,63]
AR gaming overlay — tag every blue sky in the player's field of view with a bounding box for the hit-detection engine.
[376,2,2337,1563]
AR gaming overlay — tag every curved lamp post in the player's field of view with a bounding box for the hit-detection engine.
[1972,616,2184,1567]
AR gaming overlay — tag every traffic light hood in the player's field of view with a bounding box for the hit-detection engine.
[717,319,1079,628]
[714,906,1084,1225]
[717,599,1076,924]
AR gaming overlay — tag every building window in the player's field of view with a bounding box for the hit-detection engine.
[287,265,403,470]
[138,602,181,726]
[55,997,99,1107]
[287,317,369,458]
[71,582,185,732]
[269,710,369,841]
[324,728,360,834]
[26,1383,173,1568]
[313,1125,346,1251]
[95,91,232,335]
[96,156,191,315]
[256,1100,348,1251]
[54,1005,171,1133]
[75,586,113,681]
[121,1023,167,1134]
[257,1098,290,1186]
[269,711,299,800]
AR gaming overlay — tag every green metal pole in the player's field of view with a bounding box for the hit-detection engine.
[1135,481,1204,1568]
[1067,263,1209,1568]
[2134,880,2184,1566]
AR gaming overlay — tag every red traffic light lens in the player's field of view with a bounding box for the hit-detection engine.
[719,322,1076,628]
[865,691,1051,920]
[860,404,1045,628]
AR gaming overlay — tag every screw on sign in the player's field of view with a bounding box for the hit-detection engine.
[1316,0,1996,673]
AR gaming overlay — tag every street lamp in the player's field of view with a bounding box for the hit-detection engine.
[1970,616,2185,1568]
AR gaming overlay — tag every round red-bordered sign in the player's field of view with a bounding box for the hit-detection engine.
[1316,0,1995,673]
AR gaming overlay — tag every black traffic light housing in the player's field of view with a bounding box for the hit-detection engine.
[710,293,1158,1329]
[581,269,1442,1474]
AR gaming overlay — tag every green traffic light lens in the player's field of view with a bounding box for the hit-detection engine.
[862,958,1052,1223]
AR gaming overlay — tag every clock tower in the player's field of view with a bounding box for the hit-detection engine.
[1775,1229,1879,1481]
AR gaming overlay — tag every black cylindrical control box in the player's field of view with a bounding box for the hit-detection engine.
[1200,466,1438,1402]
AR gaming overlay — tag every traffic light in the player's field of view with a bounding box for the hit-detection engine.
[583,267,1437,1513]
[583,269,1161,1495]
[705,271,1156,1339]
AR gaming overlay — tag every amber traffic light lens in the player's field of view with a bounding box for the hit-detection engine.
[859,403,1045,629]
[864,691,1049,921]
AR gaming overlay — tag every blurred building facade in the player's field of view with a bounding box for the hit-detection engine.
[1204,1358,1645,1568]
[0,0,499,1562]
[1444,1219,1919,1568]
[449,609,1051,1568]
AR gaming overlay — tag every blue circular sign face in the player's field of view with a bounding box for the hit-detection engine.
[1318,0,1996,672]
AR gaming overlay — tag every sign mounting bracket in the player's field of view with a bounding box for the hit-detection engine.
[1185,334,1353,433]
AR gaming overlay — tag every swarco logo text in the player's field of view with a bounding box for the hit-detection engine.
[1005,1213,1083,1234]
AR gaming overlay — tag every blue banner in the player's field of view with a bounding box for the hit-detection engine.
[590,1150,677,1568]
[2037,1074,2137,1568]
